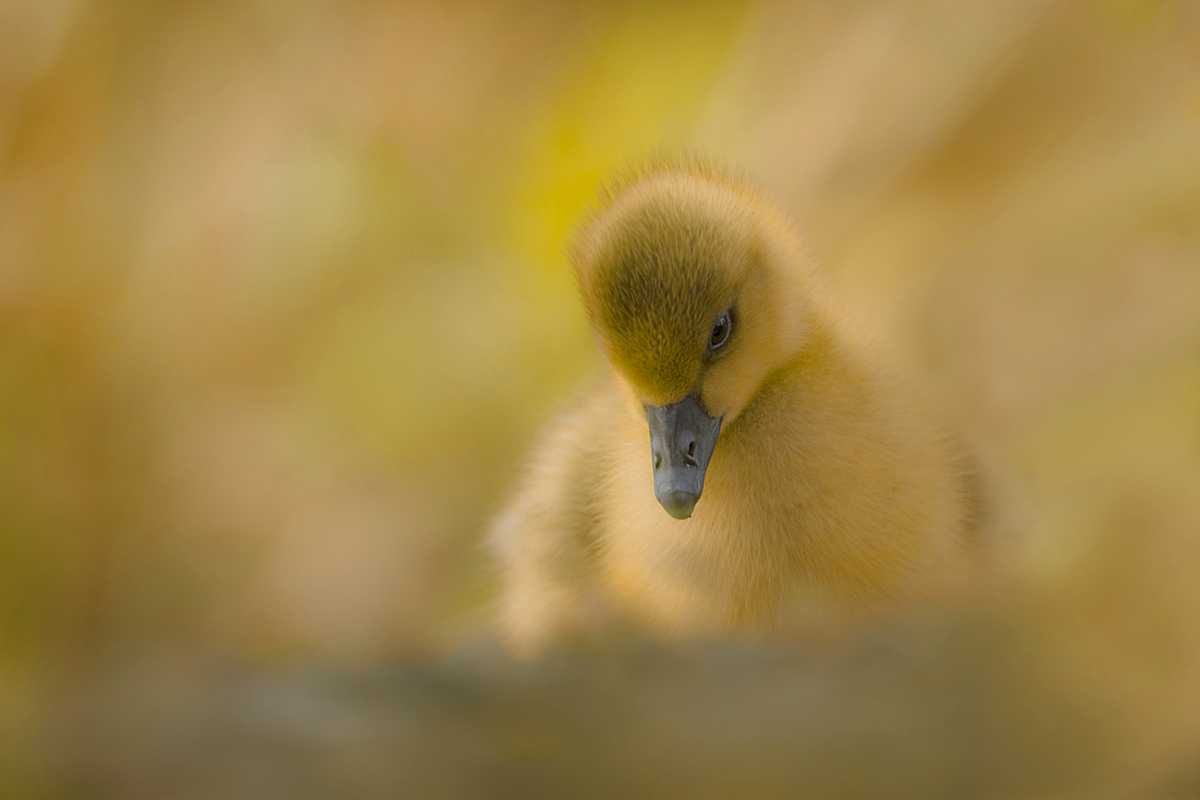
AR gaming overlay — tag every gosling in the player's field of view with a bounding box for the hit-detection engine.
[492,163,975,653]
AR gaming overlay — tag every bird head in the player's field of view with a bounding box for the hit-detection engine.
[571,165,811,520]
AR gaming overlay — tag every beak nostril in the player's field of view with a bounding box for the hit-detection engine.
[683,438,699,468]
[653,453,662,471]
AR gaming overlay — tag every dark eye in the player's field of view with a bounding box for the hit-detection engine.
[708,310,733,352]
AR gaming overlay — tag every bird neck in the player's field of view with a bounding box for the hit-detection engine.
[720,317,866,451]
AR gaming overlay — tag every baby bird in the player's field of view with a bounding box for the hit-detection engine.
[492,163,974,654]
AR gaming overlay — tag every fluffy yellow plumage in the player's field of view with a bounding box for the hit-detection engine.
[492,163,976,654]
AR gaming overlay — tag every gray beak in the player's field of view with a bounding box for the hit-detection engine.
[645,394,722,520]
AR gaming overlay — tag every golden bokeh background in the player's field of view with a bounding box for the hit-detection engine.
[2,1,1199,795]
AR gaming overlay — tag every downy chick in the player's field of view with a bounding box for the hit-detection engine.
[492,163,974,654]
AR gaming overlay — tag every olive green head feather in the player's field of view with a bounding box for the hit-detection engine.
[571,164,760,403]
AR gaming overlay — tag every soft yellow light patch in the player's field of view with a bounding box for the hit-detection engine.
[508,3,751,276]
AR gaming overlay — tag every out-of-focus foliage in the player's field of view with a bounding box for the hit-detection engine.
[2,0,1199,796]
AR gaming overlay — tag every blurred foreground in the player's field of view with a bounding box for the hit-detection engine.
[3,1,1199,797]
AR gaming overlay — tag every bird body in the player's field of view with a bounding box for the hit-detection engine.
[492,164,973,653]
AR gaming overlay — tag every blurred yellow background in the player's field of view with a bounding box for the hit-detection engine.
[2,1,1199,787]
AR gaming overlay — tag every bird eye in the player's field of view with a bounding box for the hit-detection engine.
[709,310,733,352]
